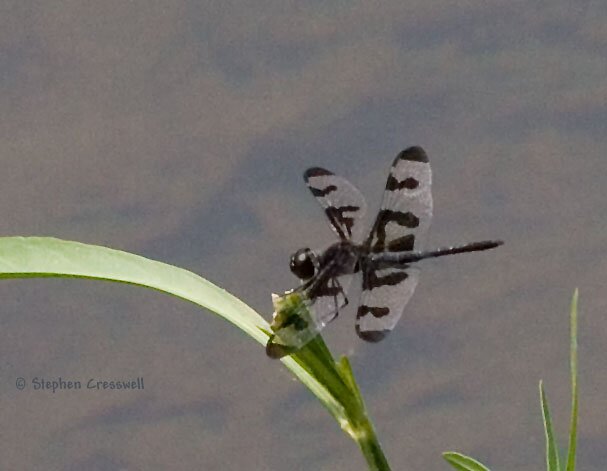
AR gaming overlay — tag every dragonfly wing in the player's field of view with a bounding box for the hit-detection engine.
[356,147,432,341]
[365,146,432,253]
[304,168,367,242]
[356,265,420,342]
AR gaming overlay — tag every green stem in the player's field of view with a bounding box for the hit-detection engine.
[289,339,392,469]
[336,357,391,470]
[353,418,391,471]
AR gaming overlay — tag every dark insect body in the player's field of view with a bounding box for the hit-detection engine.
[267,147,502,358]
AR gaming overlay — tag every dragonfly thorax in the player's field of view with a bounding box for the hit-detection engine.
[317,241,360,278]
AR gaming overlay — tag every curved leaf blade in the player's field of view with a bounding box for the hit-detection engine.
[540,380,561,471]
[0,237,398,468]
[0,237,346,420]
[565,289,579,471]
[443,452,491,471]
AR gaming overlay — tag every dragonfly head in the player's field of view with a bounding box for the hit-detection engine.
[289,247,318,280]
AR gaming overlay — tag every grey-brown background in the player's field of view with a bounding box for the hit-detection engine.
[1,1,606,470]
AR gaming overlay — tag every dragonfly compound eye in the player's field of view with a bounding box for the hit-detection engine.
[289,248,316,280]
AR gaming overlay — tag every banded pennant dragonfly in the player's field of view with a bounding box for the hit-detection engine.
[266,146,502,359]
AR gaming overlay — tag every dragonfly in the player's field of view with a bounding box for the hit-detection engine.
[266,146,503,359]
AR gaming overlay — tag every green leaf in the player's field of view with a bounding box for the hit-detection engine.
[0,237,341,416]
[442,452,491,471]
[444,291,582,471]
[540,289,580,471]
[540,380,561,471]
[0,237,268,337]
[565,289,579,471]
[336,356,365,409]
[0,237,389,469]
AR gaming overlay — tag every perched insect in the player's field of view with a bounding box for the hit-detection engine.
[266,146,502,358]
